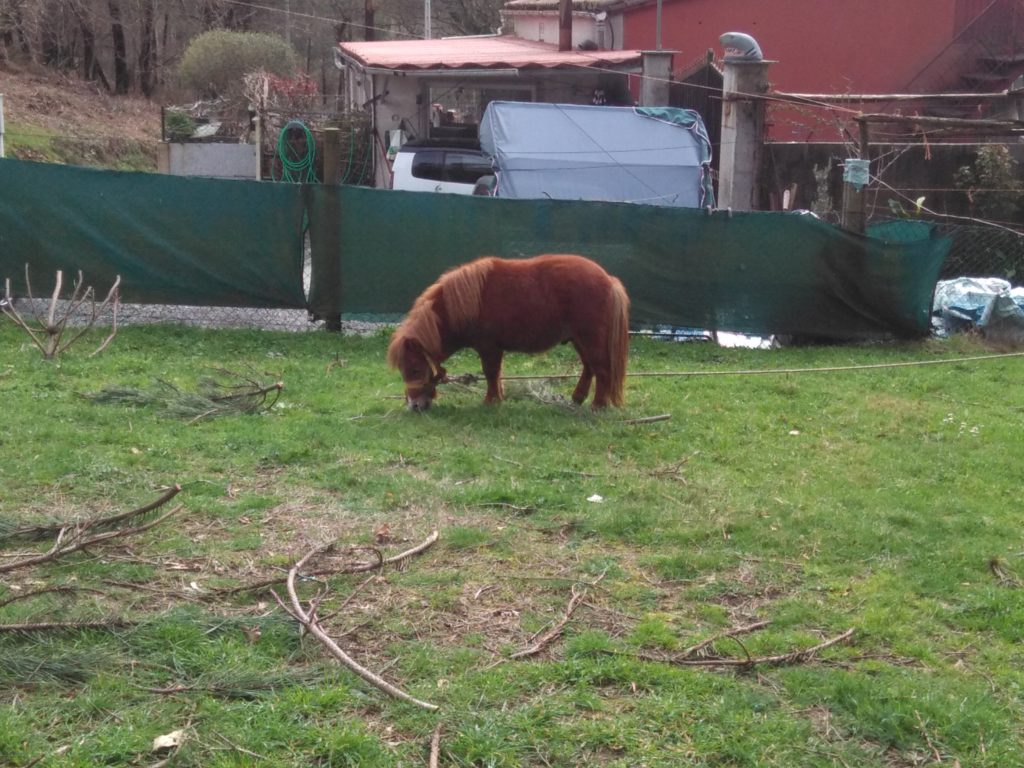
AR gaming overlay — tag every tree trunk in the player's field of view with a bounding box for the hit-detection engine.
[108,0,131,94]
[137,0,158,98]
[75,5,111,92]
[365,0,375,41]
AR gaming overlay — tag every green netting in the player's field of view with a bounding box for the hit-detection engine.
[0,159,307,308]
[308,186,950,339]
[0,159,950,338]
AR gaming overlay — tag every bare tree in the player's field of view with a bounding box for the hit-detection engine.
[137,0,157,96]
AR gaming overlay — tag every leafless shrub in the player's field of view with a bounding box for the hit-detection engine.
[2,267,120,359]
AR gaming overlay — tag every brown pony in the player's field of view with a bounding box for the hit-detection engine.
[387,254,629,411]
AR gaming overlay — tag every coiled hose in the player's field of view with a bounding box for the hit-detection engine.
[274,120,318,183]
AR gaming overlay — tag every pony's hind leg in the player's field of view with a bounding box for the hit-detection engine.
[478,348,505,404]
[591,371,613,408]
[571,362,593,405]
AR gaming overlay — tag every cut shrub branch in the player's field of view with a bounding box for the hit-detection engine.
[2,267,120,359]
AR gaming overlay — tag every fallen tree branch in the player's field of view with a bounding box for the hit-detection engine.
[510,586,587,660]
[601,625,855,669]
[0,585,82,609]
[0,488,183,574]
[272,540,440,711]
[507,571,607,662]
[0,619,136,633]
[671,628,855,668]
[429,723,442,768]
[678,619,771,659]
[217,530,438,596]
[622,414,672,425]
[2,484,182,544]
[989,557,1021,587]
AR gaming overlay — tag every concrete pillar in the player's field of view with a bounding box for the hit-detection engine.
[639,50,674,107]
[718,59,771,210]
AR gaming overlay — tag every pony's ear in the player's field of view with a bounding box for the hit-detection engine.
[433,364,447,383]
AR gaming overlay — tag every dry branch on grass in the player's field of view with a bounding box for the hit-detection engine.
[217,530,439,596]
[622,414,672,424]
[610,623,856,669]
[2,267,120,359]
[989,557,1021,587]
[429,723,443,768]
[497,572,607,664]
[509,585,588,661]
[270,537,441,711]
[0,619,136,633]
[0,485,182,574]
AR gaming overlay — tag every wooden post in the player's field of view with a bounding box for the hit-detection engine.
[254,115,263,181]
[321,127,343,332]
[840,119,870,234]
[558,0,572,51]
[323,127,342,185]
[718,59,771,210]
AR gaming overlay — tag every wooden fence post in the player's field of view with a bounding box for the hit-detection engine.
[840,119,870,234]
[323,127,342,185]
[321,127,343,332]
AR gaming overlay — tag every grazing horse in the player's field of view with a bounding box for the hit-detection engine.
[387,254,630,411]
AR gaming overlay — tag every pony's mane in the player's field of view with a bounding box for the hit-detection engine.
[387,258,493,369]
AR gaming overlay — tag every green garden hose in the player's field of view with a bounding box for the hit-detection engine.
[274,120,318,183]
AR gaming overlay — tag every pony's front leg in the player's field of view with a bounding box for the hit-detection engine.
[571,363,593,405]
[478,349,505,404]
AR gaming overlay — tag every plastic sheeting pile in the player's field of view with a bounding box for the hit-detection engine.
[933,277,1024,344]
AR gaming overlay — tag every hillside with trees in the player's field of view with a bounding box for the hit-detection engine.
[0,0,504,100]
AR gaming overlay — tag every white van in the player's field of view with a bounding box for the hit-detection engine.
[390,141,494,195]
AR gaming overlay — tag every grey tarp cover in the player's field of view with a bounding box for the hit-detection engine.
[479,102,714,208]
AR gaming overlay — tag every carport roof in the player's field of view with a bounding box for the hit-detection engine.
[337,35,643,73]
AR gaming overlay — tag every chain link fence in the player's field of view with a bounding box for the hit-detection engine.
[931,221,1024,282]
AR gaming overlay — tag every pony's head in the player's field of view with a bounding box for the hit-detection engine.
[387,336,446,411]
[387,261,487,411]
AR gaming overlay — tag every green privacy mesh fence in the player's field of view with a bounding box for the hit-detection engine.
[0,159,307,308]
[0,159,951,338]
[308,186,950,339]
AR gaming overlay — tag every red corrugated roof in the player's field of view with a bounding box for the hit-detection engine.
[338,35,643,72]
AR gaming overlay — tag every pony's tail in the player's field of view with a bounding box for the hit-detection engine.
[606,277,630,407]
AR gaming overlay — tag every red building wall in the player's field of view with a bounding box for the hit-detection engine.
[623,0,962,140]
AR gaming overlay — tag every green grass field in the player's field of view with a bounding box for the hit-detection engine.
[1,322,1021,767]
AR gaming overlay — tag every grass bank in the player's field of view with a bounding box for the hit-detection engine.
[1,323,1021,766]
